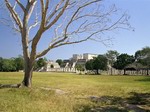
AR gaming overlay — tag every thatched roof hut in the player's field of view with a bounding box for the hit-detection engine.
[124,62,147,71]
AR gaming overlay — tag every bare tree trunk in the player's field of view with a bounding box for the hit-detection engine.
[22,69,32,87]
[22,58,34,87]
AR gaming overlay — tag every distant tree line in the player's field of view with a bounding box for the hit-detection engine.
[54,46,150,75]
[84,46,150,75]
[1,46,150,75]
[0,56,24,72]
[0,56,47,72]
[113,47,150,75]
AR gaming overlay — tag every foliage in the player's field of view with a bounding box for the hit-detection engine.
[93,55,108,74]
[0,56,24,72]
[75,64,85,72]
[85,59,94,71]
[0,57,3,71]
[56,59,63,66]
[86,55,108,74]
[135,47,150,67]
[34,58,47,70]
[14,56,24,71]
[113,53,135,70]
[1,58,16,72]
[37,58,47,68]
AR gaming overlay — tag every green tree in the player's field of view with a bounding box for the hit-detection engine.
[75,64,85,74]
[85,60,94,71]
[113,54,135,74]
[56,59,63,66]
[2,58,16,72]
[36,58,47,69]
[0,57,3,71]
[14,56,24,71]
[85,55,108,74]
[93,55,108,74]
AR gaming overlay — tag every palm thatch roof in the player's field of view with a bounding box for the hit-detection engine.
[125,62,147,70]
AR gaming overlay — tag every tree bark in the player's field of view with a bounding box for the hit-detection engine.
[22,59,34,87]
[22,70,32,87]
[123,69,126,75]
[96,69,99,75]
[0,84,21,88]
[146,69,149,76]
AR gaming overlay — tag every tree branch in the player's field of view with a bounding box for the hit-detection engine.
[40,0,47,28]
[35,0,130,58]
[44,0,69,30]
[28,21,39,31]
[64,0,102,34]
[46,0,64,25]
[16,0,25,12]
[28,1,37,21]
[36,28,102,58]
[3,0,131,63]
[4,0,23,31]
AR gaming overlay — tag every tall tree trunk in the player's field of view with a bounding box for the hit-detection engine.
[22,59,34,87]
[146,69,149,76]
[22,69,32,87]
[123,69,126,75]
[96,69,99,75]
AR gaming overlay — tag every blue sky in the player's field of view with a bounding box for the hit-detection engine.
[0,0,150,60]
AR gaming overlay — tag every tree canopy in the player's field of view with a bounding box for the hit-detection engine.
[135,47,150,68]
[113,53,135,70]
[34,58,47,70]
[0,57,24,72]
[56,59,63,66]
[86,55,108,74]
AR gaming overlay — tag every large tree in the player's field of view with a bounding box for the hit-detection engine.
[86,55,108,74]
[85,59,94,71]
[1,0,130,87]
[93,55,108,74]
[113,53,135,74]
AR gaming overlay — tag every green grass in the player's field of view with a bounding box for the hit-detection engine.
[0,72,150,112]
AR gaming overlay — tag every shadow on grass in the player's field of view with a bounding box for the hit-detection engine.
[136,77,150,82]
[127,92,150,105]
[74,92,150,112]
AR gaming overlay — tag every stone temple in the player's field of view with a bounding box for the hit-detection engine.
[39,53,98,72]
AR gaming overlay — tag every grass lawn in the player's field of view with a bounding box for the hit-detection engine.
[0,72,150,112]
